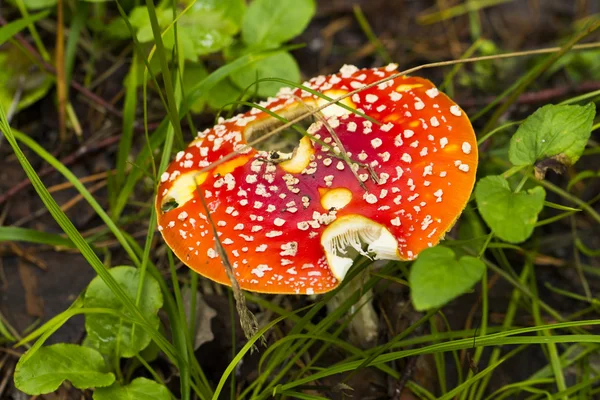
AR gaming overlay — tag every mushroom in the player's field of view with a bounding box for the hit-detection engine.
[156,64,477,296]
[156,64,477,346]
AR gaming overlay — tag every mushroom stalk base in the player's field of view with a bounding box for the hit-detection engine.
[327,269,379,348]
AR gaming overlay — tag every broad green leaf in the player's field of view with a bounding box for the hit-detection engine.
[14,344,114,395]
[230,51,300,97]
[242,0,315,48]
[84,266,163,358]
[0,12,49,45]
[509,104,596,173]
[163,19,235,60]
[185,0,246,28]
[475,175,546,243]
[163,4,239,60]
[410,246,485,311]
[128,2,239,60]
[93,377,170,400]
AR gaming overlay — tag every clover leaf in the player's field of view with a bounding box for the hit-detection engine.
[475,175,546,243]
[410,246,485,311]
[509,103,596,178]
[14,344,114,395]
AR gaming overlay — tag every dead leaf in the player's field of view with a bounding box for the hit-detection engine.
[182,288,217,349]
[534,154,570,180]
[17,262,43,318]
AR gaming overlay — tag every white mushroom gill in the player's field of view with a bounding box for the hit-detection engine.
[320,214,400,281]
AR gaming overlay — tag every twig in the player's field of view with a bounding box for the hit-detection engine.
[0,360,14,397]
[392,356,418,400]
[0,243,47,270]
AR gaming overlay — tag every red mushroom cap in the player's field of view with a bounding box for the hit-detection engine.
[155,64,478,294]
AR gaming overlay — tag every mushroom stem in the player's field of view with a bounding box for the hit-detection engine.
[327,265,379,348]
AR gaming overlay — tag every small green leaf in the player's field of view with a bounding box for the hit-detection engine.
[475,175,546,243]
[410,246,485,311]
[14,344,114,395]
[84,266,163,358]
[509,103,596,173]
[230,51,300,97]
[242,0,315,48]
[93,377,170,400]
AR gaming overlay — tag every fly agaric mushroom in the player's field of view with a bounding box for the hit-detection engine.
[156,64,477,295]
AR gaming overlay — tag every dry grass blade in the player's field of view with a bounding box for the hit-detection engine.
[195,186,260,344]
[193,42,600,177]
[55,0,67,141]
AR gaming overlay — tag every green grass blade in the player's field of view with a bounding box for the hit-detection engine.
[438,352,509,400]
[273,324,600,393]
[0,106,180,366]
[0,11,49,46]
[144,0,185,150]
[213,310,306,400]
[0,227,74,248]
[114,53,139,195]
[530,262,568,397]
[0,315,16,342]
[11,129,142,266]
[278,392,331,400]
[64,4,86,85]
